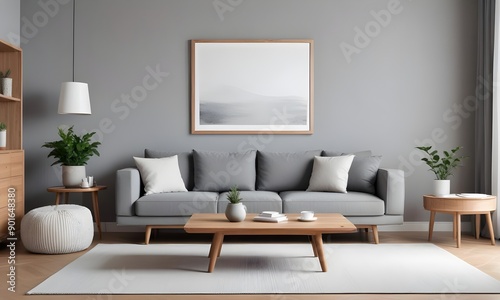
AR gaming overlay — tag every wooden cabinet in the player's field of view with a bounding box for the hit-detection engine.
[0,40,24,241]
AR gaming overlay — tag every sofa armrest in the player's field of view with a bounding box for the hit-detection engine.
[116,168,141,216]
[376,168,405,215]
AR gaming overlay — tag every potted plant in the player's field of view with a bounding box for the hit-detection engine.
[416,145,466,196]
[0,69,12,97]
[42,126,101,187]
[0,122,6,150]
[225,185,246,222]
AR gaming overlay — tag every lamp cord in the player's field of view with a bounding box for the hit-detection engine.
[72,0,76,82]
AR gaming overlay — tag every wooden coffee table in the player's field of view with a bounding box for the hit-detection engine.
[184,213,357,273]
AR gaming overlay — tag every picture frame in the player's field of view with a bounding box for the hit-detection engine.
[191,39,314,134]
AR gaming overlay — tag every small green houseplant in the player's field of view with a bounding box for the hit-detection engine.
[0,69,11,78]
[42,126,101,187]
[226,185,242,204]
[415,146,465,180]
[42,126,100,166]
[225,185,246,222]
[416,145,466,196]
[0,122,6,149]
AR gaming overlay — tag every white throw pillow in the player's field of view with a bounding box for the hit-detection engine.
[306,155,355,193]
[133,156,188,195]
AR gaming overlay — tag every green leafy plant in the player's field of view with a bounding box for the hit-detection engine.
[0,69,11,78]
[0,122,6,131]
[42,126,101,166]
[226,185,242,204]
[416,146,466,180]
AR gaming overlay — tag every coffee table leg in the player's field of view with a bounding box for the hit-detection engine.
[428,211,436,241]
[208,232,224,273]
[309,236,318,257]
[456,213,461,248]
[475,214,480,239]
[91,191,102,239]
[55,192,61,205]
[313,234,327,272]
[485,212,496,245]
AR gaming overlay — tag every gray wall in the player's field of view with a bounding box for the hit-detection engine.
[22,0,478,224]
[0,0,20,45]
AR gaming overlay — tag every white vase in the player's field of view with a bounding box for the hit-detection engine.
[1,78,12,97]
[62,165,86,187]
[433,180,450,196]
[225,203,247,222]
[0,130,6,149]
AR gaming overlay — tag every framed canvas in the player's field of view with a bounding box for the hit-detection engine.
[191,39,314,134]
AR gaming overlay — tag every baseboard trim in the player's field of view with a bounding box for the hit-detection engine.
[95,221,472,233]
[379,221,472,232]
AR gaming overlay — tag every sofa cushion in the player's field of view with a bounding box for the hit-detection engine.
[307,155,355,193]
[135,191,218,216]
[133,156,187,195]
[257,150,322,192]
[322,150,380,194]
[347,155,382,194]
[218,191,282,213]
[281,191,385,216]
[322,150,372,157]
[193,150,257,192]
[145,149,194,191]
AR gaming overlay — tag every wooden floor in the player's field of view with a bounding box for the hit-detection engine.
[1,230,499,300]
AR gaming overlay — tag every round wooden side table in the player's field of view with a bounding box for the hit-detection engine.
[423,194,496,248]
[47,185,107,239]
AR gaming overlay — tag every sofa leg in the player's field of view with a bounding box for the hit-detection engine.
[372,225,379,244]
[145,225,153,245]
[144,225,185,245]
[356,225,380,244]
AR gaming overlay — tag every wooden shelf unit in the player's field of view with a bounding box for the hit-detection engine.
[0,39,24,241]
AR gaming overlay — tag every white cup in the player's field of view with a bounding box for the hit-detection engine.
[81,178,89,188]
[300,211,314,220]
[87,176,94,187]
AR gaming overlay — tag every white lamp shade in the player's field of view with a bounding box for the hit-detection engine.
[58,82,91,114]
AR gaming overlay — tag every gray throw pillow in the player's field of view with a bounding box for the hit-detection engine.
[145,149,194,190]
[256,150,322,192]
[347,155,382,194]
[193,150,256,192]
[322,150,372,157]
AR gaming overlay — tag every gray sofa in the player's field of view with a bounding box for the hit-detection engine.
[116,149,405,244]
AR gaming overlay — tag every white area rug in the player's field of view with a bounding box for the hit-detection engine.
[28,243,500,294]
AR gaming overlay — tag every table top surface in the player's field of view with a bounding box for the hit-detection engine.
[184,213,357,234]
[47,185,107,193]
[423,194,496,200]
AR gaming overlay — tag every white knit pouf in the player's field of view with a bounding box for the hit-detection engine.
[21,204,94,254]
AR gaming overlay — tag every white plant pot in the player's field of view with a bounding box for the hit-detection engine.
[62,165,86,187]
[433,179,450,196]
[225,203,247,222]
[0,130,6,149]
[1,78,12,97]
